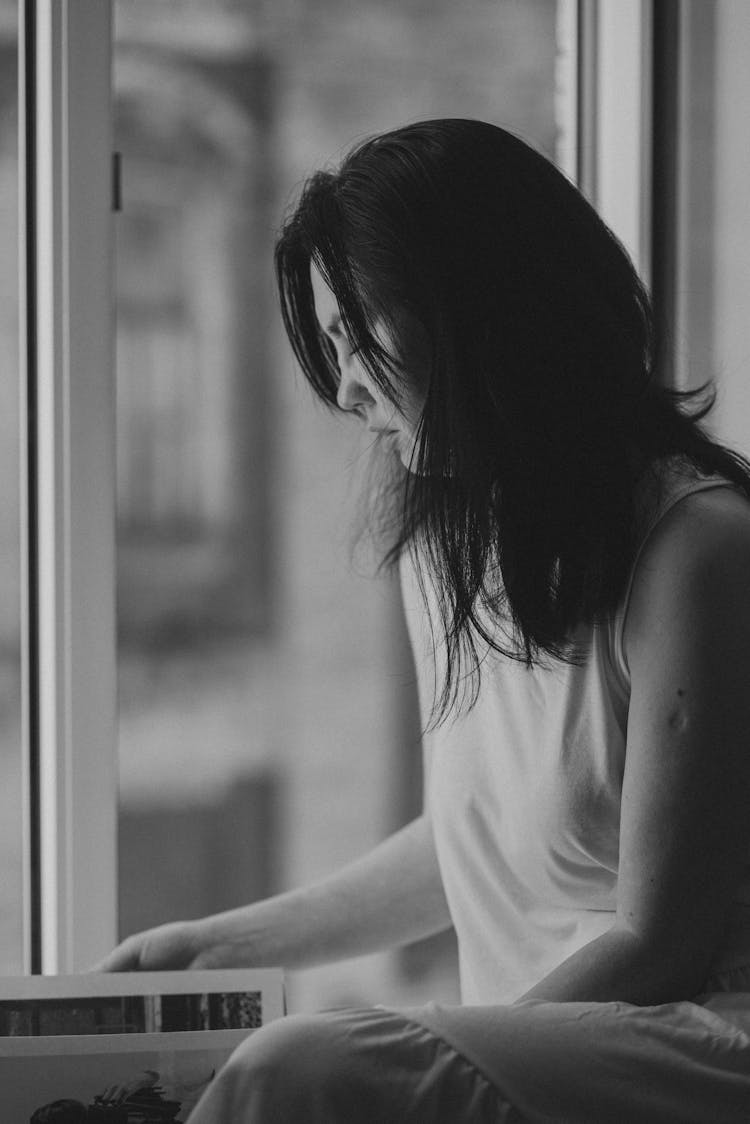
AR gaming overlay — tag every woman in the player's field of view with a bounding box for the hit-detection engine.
[99,120,750,1121]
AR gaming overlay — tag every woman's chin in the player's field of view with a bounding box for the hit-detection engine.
[399,450,426,476]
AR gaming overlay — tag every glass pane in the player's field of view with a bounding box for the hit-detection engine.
[677,0,750,459]
[114,0,560,1013]
[0,0,23,974]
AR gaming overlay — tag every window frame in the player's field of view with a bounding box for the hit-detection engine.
[17,0,666,974]
[20,0,116,974]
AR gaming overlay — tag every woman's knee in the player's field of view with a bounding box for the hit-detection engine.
[205,1011,354,1120]
[230,1011,338,1073]
[188,1006,511,1124]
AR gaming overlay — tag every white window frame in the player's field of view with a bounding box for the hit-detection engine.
[594,0,654,285]
[565,0,655,287]
[20,0,116,974]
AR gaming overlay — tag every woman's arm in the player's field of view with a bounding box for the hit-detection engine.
[95,813,452,971]
[519,488,750,1006]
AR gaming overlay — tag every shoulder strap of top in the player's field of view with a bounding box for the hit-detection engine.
[610,465,742,688]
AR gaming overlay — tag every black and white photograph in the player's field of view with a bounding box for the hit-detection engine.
[1,0,750,1120]
[0,992,263,1037]
[0,971,282,1122]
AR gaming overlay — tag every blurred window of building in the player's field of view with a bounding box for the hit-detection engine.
[113,0,560,1013]
[0,0,23,974]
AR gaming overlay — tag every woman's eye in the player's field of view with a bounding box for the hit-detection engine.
[329,330,360,356]
[321,335,338,363]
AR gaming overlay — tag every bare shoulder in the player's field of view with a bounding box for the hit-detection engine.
[624,484,750,663]
[646,483,750,552]
[616,483,750,972]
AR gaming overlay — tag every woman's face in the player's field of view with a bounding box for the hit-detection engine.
[310,261,428,470]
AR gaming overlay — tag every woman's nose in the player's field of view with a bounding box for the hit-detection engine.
[336,357,375,415]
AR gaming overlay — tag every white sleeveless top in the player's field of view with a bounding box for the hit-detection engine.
[400,460,750,1004]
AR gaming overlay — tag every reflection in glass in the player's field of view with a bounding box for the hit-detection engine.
[0,0,23,974]
[114,0,558,1012]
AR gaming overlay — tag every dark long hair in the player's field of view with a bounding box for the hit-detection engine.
[275,118,750,724]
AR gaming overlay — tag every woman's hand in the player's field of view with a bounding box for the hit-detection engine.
[92,919,208,972]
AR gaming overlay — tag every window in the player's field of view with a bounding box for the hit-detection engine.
[19,1,723,1008]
